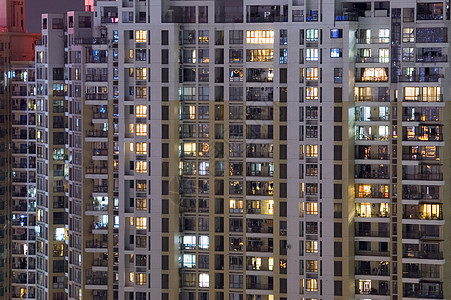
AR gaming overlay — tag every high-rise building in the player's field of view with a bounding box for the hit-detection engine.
[29,0,451,299]
[0,0,39,298]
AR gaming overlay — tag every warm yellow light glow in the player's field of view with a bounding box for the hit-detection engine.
[246,30,274,44]
[136,124,147,136]
[135,30,147,42]
[136,105,147,117]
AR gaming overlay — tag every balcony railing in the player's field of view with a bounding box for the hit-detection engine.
[86,130,108,138]
[355,249,389,256]
[86,240,108,248]
[354,95,390,102]
[355,268,389,276]
[398,75,444,82]
[403,173,443,181]
[403,250,443,259]
[246,283,273,290]
[355,229,390,237]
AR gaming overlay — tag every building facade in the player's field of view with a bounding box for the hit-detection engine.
[29,0,451,299]
[0,0,39,298]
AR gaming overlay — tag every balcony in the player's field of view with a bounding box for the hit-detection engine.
[355,203,390,218]
[246,282,273,290]
[355,165,389,179]
[402,266,440,279]
[246,181,274,196]
[355,125,389,141]
[246,144,274,158]
[355,249,389,257]
[93,259,108,267]
[86,130,108,138]
[403,225,440,240]
[403,127,442,142]
[86,239,108,249]
[246,107,273,121]
[86,167,108,174]
[417,55,447,63]
[355,262,389,277]
[86,276,108,286]
[86,203,108,212]
[356,184,389,199]
[86,93,108,100]
[403,250,443,260]
[404,290,443,299]
[86,75,108,82]
[354,95,390,102]
[355,229,389,238]
[403,173,443,181]
[398,75,444,82]
[404,95,443,103]
[93,149,108,157]
[93,185,108,193]
[246,219,273,234]
[355,287,389,296]
[246,87,273,102]
[355,145,389,160]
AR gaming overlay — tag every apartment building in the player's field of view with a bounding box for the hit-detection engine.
[29,0,451,299]
[0,0,40,298]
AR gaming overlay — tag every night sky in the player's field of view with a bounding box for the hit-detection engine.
[25,0,84,33]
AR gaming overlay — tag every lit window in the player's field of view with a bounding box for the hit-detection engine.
[306,29,319,41]
[198,161,209,175]
[129,143,134,152]
[135,30,147,42]
[306,202,318,215]
[136,68,147,80]
[330,48,341,58]
[135,161,147,173]
[357,203,371,217]
[306,260,318,272]
[246,30,274,44]
[198,30,209,44]
[54,228,66,241]
[136,273,146,285]
[136,105,147,117]
[421,204,441,219]
[136,217,147,229]
[136,199,147,210]
[306,87,318,100]
[402,47,414,62]
[199,273,209,287]
[129,123,134,133]
[229,199,243,213]
[306,48,319,61]
[306,241,318,253]
[306,279,318,291]
[268,257,274,270]
[361,68,388,81]
[379,49,390,63]
[183,236,196,249]
[402,28,414,43]
[199,236,209,249]
[129,49,134,59]
[306,68,318,80]
[330,29,342,38]
[136,124,147,136]
[136,142,147,154]
[378,29,390,43]
[183,143,196,156]
[129,272,134,282]
[306,145,318,157]
[246,49,274,62]
[183,254,196,268]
